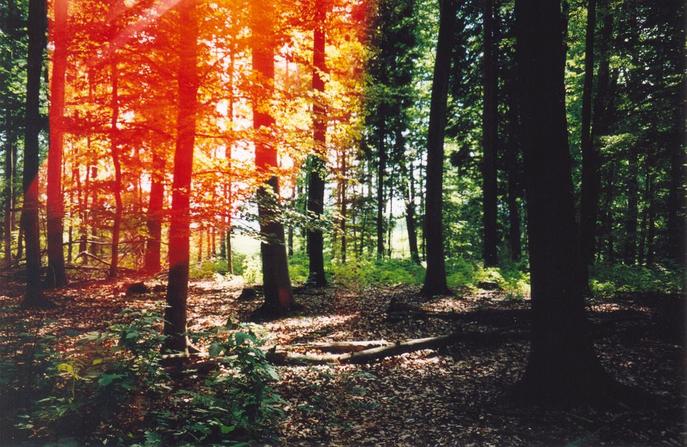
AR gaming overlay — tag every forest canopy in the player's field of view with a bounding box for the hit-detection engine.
[0,0,684,444]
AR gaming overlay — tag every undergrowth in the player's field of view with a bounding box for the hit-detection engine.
[9,307,283,446]
[189,253,682,301]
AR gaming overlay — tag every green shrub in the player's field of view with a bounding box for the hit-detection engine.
[17,308,283,445]
[287,253,309,285]
[330,258,424,288]
[590,263,683,297]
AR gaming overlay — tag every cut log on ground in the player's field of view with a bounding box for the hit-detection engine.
[291,340,390,353]
[267,333,460,365]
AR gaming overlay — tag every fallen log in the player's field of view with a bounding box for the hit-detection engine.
[267,333,459,365]
[292,340,390,353]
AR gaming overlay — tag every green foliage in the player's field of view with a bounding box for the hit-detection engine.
[242,254,263,285]
[287,252,310,285]
[590,263,684,298]
[446,259,531,299]
[150,324,283,445]
[330,258,425,288]
[190,258,229,279]
[15,308,283,445]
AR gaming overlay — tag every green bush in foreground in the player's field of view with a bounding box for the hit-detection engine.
[15,308,282,446]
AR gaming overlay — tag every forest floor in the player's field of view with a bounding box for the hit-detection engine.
[0,270,685,446]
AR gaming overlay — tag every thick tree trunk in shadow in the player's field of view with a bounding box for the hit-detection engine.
[21,0,50,307]
[513,0,624,406]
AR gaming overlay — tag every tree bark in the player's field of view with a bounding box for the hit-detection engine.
[514,0,614,404]
[481,0,498,267]
[376,121,386,259]
[46,0,68,288]
[108,57,123,279]
[578,0,597,281]
[144,150,164,273]
[422,0,455,296]
[21,0,48,306]
[3,110,14,266]
[163,0,198,354]
[251,0,294,313]
[306,0,327,286]
[622,144,639,264]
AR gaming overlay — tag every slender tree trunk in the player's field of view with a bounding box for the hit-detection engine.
[108,57,123,279]
[505,153,521,262]
[197,228,203,263]
[405,160,420,264]
[3,112,14,266]
[306,0,327,286]
[2,0,18,267]
[514,0,614,404]
[422,0,455,296]
[163,0,198,354]
[622,144,639,264]
[376,123,386,259]
[46,0,68,288]
[578,0,597,280]
[252,0,294,313]
[586,0,612,264]
[386,168,393,258]
[482,0,498,267]
[397,129,420,264]
[340,148,348,263]
[667,24,686,265]
[21,0,48,306]
[600,160,615,263]
[144,150,164,273]
[645,146,656,266]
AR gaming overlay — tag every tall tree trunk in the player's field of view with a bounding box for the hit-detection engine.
[2,0,18,267]
[505,140,521,261]
[376,122,386,259]
[586,0,612,263]
[340,147,348,263]
[21,0,48,306]
[481,0,498,267]
[386,167,393,258]
[163,0,198,354]
[398,129,420,264]
[667,23,686,265]
[578,0,597,281]
[306,0,327,286]
[46,0,68,288]
[622,144,639,264]
[514,0,614,404]
[644,146,656,266]
[144,150,164,273]
[406,160,420,264]
[252,0,294,313]
[3,111,14,266]
[505,75,522,262]
[108,57,123,279]
[422,0,455,296]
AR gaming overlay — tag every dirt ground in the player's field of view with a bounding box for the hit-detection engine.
[0,271,684,446]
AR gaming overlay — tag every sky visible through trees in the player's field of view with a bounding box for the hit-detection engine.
[0,0,684,444]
